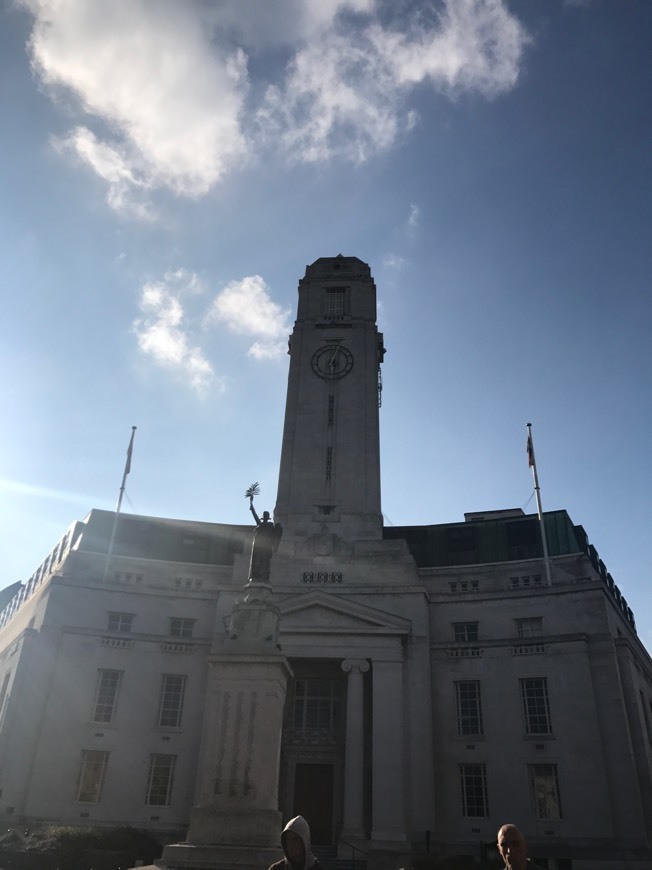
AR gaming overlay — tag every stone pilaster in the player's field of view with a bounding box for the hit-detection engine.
[341,658,370,839]
[371,658,407,844]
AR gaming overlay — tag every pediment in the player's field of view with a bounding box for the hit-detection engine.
[278,591,410,636]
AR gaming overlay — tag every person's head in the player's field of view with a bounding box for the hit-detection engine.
[281,815,313,870]
[283,830,305,866]
[497,824,528,870]
[262,511,271,522]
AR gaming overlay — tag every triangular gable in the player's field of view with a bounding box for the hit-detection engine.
[279,591,411,636]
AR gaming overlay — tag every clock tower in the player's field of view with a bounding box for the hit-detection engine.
[274,255,385,547]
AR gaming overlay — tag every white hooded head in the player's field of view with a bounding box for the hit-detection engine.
[281,815,316,870]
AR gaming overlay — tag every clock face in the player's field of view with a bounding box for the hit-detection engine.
[311,344,354,379]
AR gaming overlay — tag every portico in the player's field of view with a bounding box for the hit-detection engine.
[277,592,415,848]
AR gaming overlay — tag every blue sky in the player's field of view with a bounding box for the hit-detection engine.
[1,0,651,647]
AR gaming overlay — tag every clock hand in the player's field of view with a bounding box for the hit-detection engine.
[328,346,340,372]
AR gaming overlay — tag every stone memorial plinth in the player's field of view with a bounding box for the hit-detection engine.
[162,582,291,870]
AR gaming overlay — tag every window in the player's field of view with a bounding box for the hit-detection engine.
[326,289,345,316]
[521,678,552,734]
[180,534,209,560]
[92,670,122,723]
[0,672,10,709]
[114,572,144,584]
[455,681,483,735]
[506,520,540,559]
[77,750,109,802]
[459,764,488,817]
[107,612,134,633]
[328,395,335,426]
[528,764,562,819]
[640,691,652,747]
[453,622,479,643]
[146,754,177,806]
[516,617,543,638]
[447,527,477,564]
[0,671,11,724]
[157,674,187,727]
[293,679,342,731]
[325,446,333,481]
[169,618,195,639]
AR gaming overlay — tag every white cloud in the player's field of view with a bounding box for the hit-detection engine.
[206,275,292,360]
[22,0,249,214]
[259,0,529,163]
[408,203,420,230]
[20,0,529,212]
[54,126,156,220]
[258,28,403,163]
[210,0,375,48]
[368,0,528,97]
[132,269,290,389]
[383,254,405,269]
[132,270,220,395]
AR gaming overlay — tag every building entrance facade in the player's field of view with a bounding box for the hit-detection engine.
[279,660,346,845]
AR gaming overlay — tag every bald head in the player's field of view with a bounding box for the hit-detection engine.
[497,824,527,870]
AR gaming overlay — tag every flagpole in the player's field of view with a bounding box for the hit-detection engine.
[102,426,137,583]
[527,423,553,586]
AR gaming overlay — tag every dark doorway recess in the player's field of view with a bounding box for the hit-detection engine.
[294,762,334,844]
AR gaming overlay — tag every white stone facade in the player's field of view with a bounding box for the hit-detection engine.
[0,257,651,870]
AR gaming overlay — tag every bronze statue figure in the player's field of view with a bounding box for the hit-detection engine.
[245,483,282,582]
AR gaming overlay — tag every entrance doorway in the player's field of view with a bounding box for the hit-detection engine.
[293,763,334,845]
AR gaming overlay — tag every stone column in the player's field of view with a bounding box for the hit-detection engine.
[371,658,407,844]
[341,658,370,838]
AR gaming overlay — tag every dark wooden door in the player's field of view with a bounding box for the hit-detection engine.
[293,763,334,845]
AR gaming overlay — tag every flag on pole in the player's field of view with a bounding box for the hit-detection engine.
[526,431,535,468]
[125,426,136,476]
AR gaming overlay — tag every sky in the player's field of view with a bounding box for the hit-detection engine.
[1,0,651,647]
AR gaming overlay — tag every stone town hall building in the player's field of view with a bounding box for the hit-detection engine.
[0,257,651,870]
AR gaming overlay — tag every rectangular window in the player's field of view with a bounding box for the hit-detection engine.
[325,446,333,481]
[447,527,477,564]
[146,754,177,806]
[455,681,483,735]
[169,618,195,639]
[157,674,187,727]
[0,671,10,710]
[107,612,134,633]
[77,750,109,802]
[521,678,552,734]
[326,289,345,316]
[0,671,11,725]
[506,519,540,559]
[640,691,652,747]
[327,395,335,426]
[293,679,342,731]
[528,763,562,819]
[516,617,543,638]
[453,622,479,642]
[92,669,122,723]
[459,764,488,817]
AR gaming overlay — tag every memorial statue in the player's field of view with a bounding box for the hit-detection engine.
[245,483,282,582]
